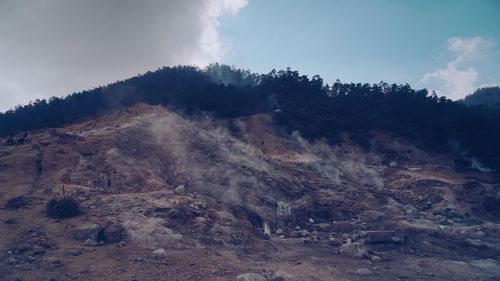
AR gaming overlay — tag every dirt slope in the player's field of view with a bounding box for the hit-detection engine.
[0,104,499,281]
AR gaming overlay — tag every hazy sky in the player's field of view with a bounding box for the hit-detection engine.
[1,0,499,112]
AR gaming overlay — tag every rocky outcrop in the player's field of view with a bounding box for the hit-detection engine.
[73,223,125,244]
[339,242,369,258]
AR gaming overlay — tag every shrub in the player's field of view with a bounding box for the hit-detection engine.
[45,187,82,219]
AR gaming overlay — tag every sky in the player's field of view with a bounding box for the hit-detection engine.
[0,0,499,112]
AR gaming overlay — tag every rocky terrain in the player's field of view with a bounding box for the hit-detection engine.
[0,104,499,281]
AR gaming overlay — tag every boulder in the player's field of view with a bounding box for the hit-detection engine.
[403,204,419,219]
[152,248,167,257]
[445,203,462,219]
[84,239,101,246]
[76,223,125,244]
[73,223,103,241]
[355,268,373,276]
[215,210,237,224]
[100,224,125,243]
[260,273,287,281]
[263,222,271,239]
[174,185,185,194]
[340,242,369,258]
[328,237,342,246]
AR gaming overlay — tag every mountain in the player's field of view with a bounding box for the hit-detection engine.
[462,86,500,109]
[2,65,500,174]
[0,66,500,280]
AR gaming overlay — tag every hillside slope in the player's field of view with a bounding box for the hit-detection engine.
[462,86,500,108]
[0,104,499,281]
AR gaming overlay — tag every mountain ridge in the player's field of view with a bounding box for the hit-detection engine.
[2,65,500,173]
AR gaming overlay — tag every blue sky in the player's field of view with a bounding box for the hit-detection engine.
[0,0,499,111]
[219,0,500,99]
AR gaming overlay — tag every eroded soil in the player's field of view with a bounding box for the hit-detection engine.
[1,104,499,281]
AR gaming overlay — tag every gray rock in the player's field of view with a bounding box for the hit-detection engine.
[391,236,404,243]
[133,256,144,262]
[438,225,450,231]
[68,250,82,256]
[73,223,102,241]
[174,185,185,194]
[328,237,342,246]
[314,223,332,232]
[340,242,369,258]
[7,257,17,264]
[355,268,373,275]
[260,273,287,281]
[263,222,271,239]
[236,273,266,281]
[403,204,419,219]
[439,217,451,225]
[236,272,286,281]
[101,224,125,243]
[471,259,500,275]
[152,248,167,257]
[475,231,485,237]
[83,239,101,246]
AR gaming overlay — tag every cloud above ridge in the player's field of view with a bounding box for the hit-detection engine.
[420,36,495,100]
[0,0,248,112]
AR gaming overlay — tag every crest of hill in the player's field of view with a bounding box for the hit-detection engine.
[462,86,500,109]
[1,64,500,173]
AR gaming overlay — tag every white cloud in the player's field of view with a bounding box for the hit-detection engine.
[447,37,493,66]
[420,36,495,100]
[421,66,478,100]
[197,0,248,65]
[0,0,248,112]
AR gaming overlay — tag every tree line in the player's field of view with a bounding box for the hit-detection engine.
[1,64,499,172]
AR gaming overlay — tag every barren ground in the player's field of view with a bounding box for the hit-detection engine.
[1,104,499,281]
